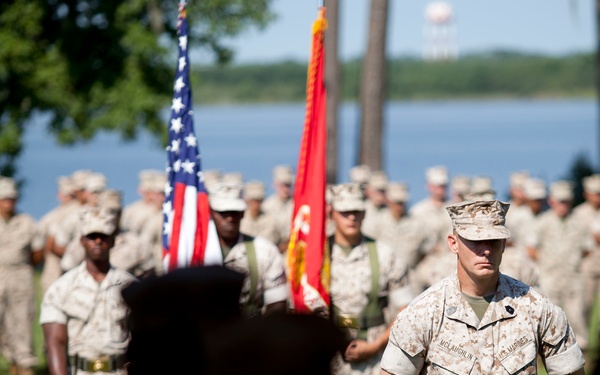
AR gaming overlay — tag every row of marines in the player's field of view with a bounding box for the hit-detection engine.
[0,162,597,374]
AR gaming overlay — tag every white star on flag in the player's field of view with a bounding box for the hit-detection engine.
[181,159,195,174]
[184,133,197,147]
[171,139,181,154]
[173,159,181,172]
[179,35,187,51]
[163,200,173,215]
[170,117,184,133]
[178,57,186,72]
[171,97,185,113]
[174,77,185,92]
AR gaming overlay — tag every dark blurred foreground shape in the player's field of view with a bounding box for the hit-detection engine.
[122,266,344,375]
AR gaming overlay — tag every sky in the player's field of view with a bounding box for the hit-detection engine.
[202,0,596,64]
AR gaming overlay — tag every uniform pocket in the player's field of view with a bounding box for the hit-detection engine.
[428,347,476,374]
[499,341,537,374]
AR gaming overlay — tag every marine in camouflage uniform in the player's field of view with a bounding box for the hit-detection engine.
[328,183,413,375]
[35,176,80,295]
[261,165,294,252]
[41,207,135,375]
[120,170,164,236]
[51,172,107,258]
[510,177,548,257]
[240,181,282,246]
[361,171,389,240]
[571,174,600,324]
[409,166,454,293]
[0,177,41,375]
[61,190,155,279]
[372,183,433,270]
[381,200,586,375]
[528,181,588,349]
[210,183,288,316]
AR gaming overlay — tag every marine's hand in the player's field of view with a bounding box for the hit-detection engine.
[344,339,376,362]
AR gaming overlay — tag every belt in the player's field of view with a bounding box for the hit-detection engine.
[334,313,385,330]
[69,355,127,372]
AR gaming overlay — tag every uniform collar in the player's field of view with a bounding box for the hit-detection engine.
[445,274,517,329]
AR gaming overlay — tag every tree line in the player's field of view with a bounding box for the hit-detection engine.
[193,51,594,104]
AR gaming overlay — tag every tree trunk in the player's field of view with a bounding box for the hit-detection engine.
[325,0,340,184]
[359,0,389,171]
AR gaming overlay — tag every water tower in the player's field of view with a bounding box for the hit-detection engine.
[423,2,458,61]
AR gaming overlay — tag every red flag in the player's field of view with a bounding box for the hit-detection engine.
[162,3,221,271]
[287,8,329,314]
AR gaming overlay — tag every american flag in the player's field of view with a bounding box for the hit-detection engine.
[162,3,221,272]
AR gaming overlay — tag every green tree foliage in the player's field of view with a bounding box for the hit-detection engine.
[0,0,273,176]
[193,51,594,104]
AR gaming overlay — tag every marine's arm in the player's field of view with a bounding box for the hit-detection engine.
[344,310,402,362]
[43,322,69,375]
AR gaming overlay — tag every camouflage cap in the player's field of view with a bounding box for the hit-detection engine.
[57,176,76,196]
[386,182,410,202]
[85,172,107,193]
[244,180,265,200]
[79,207,117,236]
[139,169,164,191]
[146,172,167,193]
[209,183,247,212]
[446,200,511,241]
[462,176,496,201]
[451,175,471,195]
[273,165,294,185]
[583,174,600,194]
[0,177,18,199]
[349,164,371,185]
[325,184,334,204]
[202,169,222,191]
[426,165,448,186]
[549,180,574,201]
[510,170,530,189]
[71,169,93,190]
[368,171,388,190]
[524,178,547,200]
[223,172,244,185]
[98,189,123,210]
[330,183,366,212]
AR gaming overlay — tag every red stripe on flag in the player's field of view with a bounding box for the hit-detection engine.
[168,182,187,271]
[192,192,210,266]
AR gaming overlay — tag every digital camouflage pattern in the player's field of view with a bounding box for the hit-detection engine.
[446,200,511,241]
[223,236,288,311]
[0,212,39,367]
[40,262,135,374]
[330,239,413,375]
[381,274,585,375]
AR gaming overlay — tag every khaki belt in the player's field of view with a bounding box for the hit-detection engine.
[69,355,127,372]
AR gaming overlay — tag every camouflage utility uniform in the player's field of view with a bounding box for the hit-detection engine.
[0,212,39,369]
[381,273,585,374]
[40,263,135,375]
[330,239,413,375]
[223,235,288,315]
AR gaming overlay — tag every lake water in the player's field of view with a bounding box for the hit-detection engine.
[18,98,598,220]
